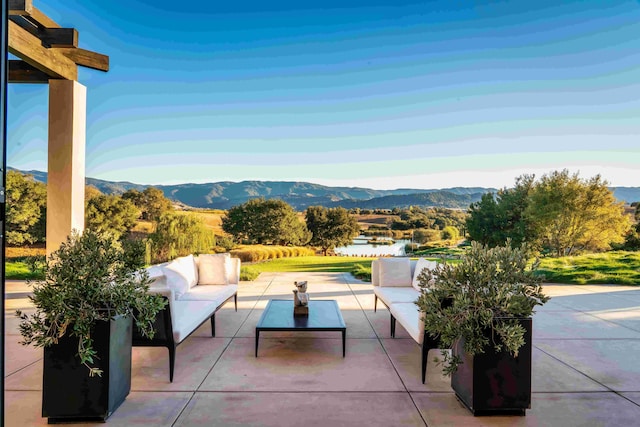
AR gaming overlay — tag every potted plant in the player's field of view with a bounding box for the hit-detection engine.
[16,229,166,423]
[415,241,549,416]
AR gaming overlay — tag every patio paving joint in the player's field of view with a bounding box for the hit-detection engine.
[346,280,430,427]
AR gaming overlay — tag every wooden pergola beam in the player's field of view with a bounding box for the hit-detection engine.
[8,20,77,80]
[8,60,52,83]
[9,16,77,48]
[57,48,109,72]
[9,1,60,28]
[8,0,107,78]
[42,28,78,48]
[8,0,33,15]
[29,6,61,28]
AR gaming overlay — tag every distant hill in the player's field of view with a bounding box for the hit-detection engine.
[611,187,640,204]
[10,168,640,210]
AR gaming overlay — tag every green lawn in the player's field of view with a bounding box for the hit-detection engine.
[7,251,640,285]
[240,256,376,281]
[536,251,640,285]
[5,261,42,280]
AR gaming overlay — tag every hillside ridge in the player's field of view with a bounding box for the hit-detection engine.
[11,168,639,210]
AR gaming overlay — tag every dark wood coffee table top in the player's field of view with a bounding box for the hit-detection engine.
[256,299,345,330]
[255,299,346,357]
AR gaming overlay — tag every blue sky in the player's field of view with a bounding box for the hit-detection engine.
[7,0,640,189]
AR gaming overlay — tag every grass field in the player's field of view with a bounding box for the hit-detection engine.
[243,256,374,273]
[239,256,383,281]
[5,246,46,280]
[5,243,639,285]
[537,251,640,285]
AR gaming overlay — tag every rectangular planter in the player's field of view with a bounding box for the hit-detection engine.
[42,315,132,423]
[451,317,532,416]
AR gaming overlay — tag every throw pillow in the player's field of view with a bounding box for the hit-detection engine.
[198,253,231,285]
[162,254,198,299]
[378,257,412,287]
[412,257,438,291]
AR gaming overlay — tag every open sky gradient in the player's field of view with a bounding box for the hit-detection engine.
[7,0,640,189]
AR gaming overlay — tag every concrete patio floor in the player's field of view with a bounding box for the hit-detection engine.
[5,272,640,426]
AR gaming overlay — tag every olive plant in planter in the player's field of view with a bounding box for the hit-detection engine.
[16,229,167,423]
[415,241,549,416]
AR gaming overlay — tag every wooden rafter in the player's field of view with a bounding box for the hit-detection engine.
[57,48,109,72]
[9,0,59,28]
[8,0,33,16]
[8,20,77,80]
[9,16,78,48]
[7,0,108,81]
[8,59,52,83]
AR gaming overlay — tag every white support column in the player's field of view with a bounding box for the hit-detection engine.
[47,80,86,257]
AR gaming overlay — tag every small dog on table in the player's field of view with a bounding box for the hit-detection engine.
[293,281,309,317]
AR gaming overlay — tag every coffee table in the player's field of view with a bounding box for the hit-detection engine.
[255,299,346,357]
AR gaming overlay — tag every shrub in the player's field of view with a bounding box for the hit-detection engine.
[230,245,314,262]
[416,241,549,375]
[413,229,441,244]
[240,266,261,281]
[441,226,460,241]
[351,264,371,281]
[16,230,166,376]
[215,235,236,251]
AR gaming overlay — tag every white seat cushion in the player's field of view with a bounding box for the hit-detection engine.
[412,258,438,291]
[170,300,218,343]
[378,258,412,287]
[179,284,238,306]
[374,286,420,306]
[390,302,424,345]
[197,254,231,285]
[162,255,199,299]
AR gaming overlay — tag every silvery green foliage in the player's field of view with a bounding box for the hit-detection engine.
[415,241,549,375]
[17,229,167,377]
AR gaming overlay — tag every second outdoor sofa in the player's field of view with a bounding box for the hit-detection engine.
[371,257,438,383]
[132,253,239,382]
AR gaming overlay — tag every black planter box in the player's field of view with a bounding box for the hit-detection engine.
[42,315,133,423]
[451,317,532,416]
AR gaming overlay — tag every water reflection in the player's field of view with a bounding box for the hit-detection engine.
[334,236,410,257]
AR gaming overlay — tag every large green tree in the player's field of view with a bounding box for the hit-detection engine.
[85,194,140,240]
[466,175,535,248]
[6,170,47,245]
[148,212,215,262]
[525,170,630,256]
[122,187,173,223]
[305,206,360,255]
[222,198,310,245]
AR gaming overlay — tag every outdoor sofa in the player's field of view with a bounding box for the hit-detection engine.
[132,253,239,382]
[371,257,439,383]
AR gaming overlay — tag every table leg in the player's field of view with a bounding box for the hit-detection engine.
[255,330,260,357]
[342,329,346,357]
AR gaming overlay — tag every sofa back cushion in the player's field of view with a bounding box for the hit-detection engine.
[197,253,231,285]
[162,255,199,299]
[378,257,412,287]
[412,258,438,291]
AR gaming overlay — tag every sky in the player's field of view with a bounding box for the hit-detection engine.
[7,0,640,190]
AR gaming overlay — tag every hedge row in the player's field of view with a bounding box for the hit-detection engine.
[230,245,315,262]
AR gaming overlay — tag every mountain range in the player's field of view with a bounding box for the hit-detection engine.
[12,168,640,211]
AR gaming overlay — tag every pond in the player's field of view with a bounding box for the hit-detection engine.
[334,236,410,257]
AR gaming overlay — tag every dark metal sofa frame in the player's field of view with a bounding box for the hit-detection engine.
[132,293,237,382]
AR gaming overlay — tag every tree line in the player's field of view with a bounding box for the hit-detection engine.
[466,170,636,256]
[6,171,362,259]
[6,171,215,263]
[221,198,360,255]
[7,169,637,261]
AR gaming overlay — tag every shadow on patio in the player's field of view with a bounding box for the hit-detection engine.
[5,273,640,426]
